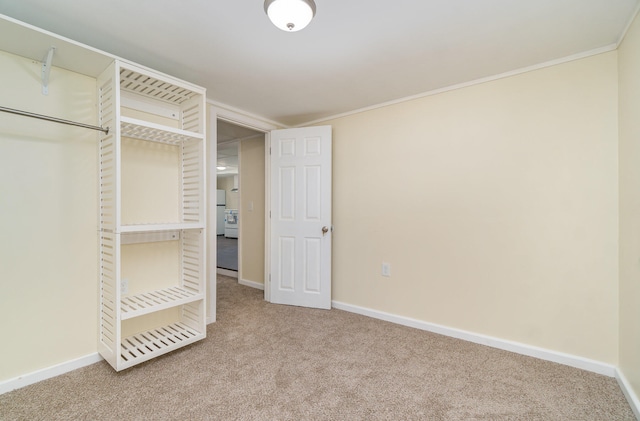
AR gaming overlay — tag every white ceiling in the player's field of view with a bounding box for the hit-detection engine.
[0,0,638,127]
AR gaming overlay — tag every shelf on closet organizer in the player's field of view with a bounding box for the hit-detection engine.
[120,67,200,106]
[120,116,204,145]
[120,287,204,320]
[118,222,204,233]
[120,322,204,369]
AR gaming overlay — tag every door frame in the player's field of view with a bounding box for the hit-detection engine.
[209,103,280,303]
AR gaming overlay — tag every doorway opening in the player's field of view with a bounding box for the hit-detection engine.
[216,119,265,283]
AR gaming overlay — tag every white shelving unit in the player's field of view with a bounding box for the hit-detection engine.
[97,60,207,371]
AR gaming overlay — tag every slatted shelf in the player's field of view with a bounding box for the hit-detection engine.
[120,323,204,369]
[120,287,203,320]
[121,116,203,145]
[120,67,198,105]
[118,222,204,233]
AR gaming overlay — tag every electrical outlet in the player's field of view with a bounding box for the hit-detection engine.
[382,262,391,277]
[121,278,129,295]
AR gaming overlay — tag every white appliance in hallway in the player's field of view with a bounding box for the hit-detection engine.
[224,209,238,238]
[216,189,226,236]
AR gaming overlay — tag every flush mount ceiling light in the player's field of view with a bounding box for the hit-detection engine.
[264,0,316,32]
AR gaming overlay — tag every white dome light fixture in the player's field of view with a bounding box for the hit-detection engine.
[264,0,316,32]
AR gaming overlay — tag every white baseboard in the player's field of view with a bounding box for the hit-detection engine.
[239,278,265,290]
[616,369,640,420]
[0,353,103,395]
[331,300,616,377]
[217,268,238,278]
[3,302,630,404]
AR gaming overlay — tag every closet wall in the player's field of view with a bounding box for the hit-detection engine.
[0,50,98,382]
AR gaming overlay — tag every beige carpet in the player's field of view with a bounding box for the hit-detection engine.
[0,275,635,420]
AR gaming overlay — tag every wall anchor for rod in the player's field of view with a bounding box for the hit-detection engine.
[42,46,56,95]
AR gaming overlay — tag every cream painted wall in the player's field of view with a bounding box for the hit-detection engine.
[121,139,180,225]
[0,51,98,381]
[323,52,619,363]
[618,10,640,402]
[239,137,266,285]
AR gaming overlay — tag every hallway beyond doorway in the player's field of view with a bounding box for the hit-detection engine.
[217,235,238,272]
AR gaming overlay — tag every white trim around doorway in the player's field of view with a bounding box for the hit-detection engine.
[209,101,281,303]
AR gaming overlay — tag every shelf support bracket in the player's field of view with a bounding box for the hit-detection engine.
[41,46,56,95]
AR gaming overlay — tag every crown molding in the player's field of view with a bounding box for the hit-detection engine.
[301,44,618,127]
[616,2,640,48]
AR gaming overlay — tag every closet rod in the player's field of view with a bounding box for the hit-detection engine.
[0,106,109,134]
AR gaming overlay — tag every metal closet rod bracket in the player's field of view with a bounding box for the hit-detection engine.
[42,46,55,95]
[0,106,109,134]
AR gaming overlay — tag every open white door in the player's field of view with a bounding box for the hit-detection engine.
[270,126,332,309]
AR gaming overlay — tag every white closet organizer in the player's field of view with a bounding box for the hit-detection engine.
[97,61,207,371]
